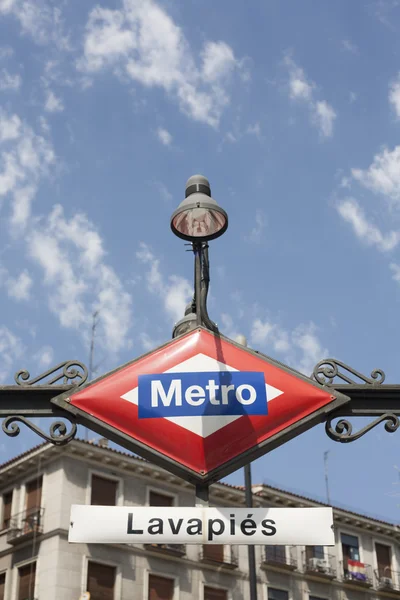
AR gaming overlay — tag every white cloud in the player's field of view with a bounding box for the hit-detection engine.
[136,242,192,323]
[313,101,336,138]
[336,197,400,251]
[0,112,21,141]
[27,205,132,354]
[156,127,172,146]
[140,332,158,351]
[78,0,243,128]
[0,68,21,91]
[0,111,54,233]
[389,74,400,118]
[45,90,64,113]
[341,39,359,54]
[284,56,337,138]
[33,345,53,368]
[286,58,314,101]
[0,0,70,49]
[0,46,13,60]
[250,318,327,375]
[351,145,400,203]
[246,210,266,243]
[0,326,24,382]
[246,122,261,137]
[390,262,400,282]
[6,270,32,300]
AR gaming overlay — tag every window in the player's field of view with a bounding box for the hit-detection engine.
[2,492,12,529]
[24,478,42,535]
[204,587,227,600]
[305,546,324,561]
[267,588,288,600]
[203,544,225,562]
[376,543,392,578]
[266,546,286,563]
[149,491,174,507]
[87,561,116,600]
[26,477,42,510]
[341,533,360,568]
[91,475,117,506]
[0,573,5,600]
[18,562,36,600]
[148,574,174,600]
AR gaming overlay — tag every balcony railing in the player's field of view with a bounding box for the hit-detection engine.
[341,561,373,587]
[261,546,297,570]
[375,568,400,593]
[303,552,336,579]
[7,507,44,545]
[144,543,186,557]
[199,545,238,569]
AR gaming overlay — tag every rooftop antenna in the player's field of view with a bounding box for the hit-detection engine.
[324,450,331,505]
[85,311,99,441]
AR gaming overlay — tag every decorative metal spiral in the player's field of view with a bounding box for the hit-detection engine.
[313,358,385,386]
[14,360,88,387]
[2,416,77,446]
[325,413,399,443]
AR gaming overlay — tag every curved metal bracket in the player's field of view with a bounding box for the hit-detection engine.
[2,415,77,446]
[313,358,385,387]
[15,360,88,387]
[326,413,399,442]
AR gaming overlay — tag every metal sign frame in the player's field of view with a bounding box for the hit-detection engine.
[0,339,399,484]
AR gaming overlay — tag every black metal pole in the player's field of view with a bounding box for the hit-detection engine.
[193,242,202,326]
[244,462,258,600]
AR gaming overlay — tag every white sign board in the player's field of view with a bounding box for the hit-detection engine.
[69,505,334,546]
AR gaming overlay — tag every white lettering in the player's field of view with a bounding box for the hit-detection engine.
[151,379,182,407]
[185,385,205,406]
[236,384,256,405]
[221,384,235,405]
[206,380,220,405]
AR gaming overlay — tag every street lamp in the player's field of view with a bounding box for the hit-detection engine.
[171,175,228,337]
[170,174,228,242]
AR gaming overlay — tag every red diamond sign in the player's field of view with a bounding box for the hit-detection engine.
[52,328,349,484]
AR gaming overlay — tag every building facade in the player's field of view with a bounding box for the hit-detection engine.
[0,439,398,600]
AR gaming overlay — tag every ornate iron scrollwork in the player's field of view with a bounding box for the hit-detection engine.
[14,360,88,387]
[313,358,385,386]
[2,416,77,446]
[325,413,399,443]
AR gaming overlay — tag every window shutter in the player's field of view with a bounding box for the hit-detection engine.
[91,475,117,506]
[376,543,391,578]
[267,588,289,600]
[2,492,12,529]
[25,477,42,511]
[149,491,174,506]
[266,546,286,562]
[87,561,116,600]
[203,544,225,562]
[204,587,227,600]
[0,572,5,600]
[18,562,36,600]
[148,574,174,600]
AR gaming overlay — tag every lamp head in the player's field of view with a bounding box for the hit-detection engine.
[170,174,228,242]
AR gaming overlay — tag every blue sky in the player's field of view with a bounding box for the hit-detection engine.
[1,0,400,521]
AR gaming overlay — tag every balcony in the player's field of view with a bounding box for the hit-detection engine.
[303,553,336,580]
[261,546,297,571]
[375,568,400,593]
[7,507,44,545]
[341,561,373,587]
[200,545,238,569]
[144,543,186,557]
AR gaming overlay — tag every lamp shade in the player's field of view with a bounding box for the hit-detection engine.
[170,175,228,242]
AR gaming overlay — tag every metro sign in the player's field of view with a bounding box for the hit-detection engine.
[52,328,350,484]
